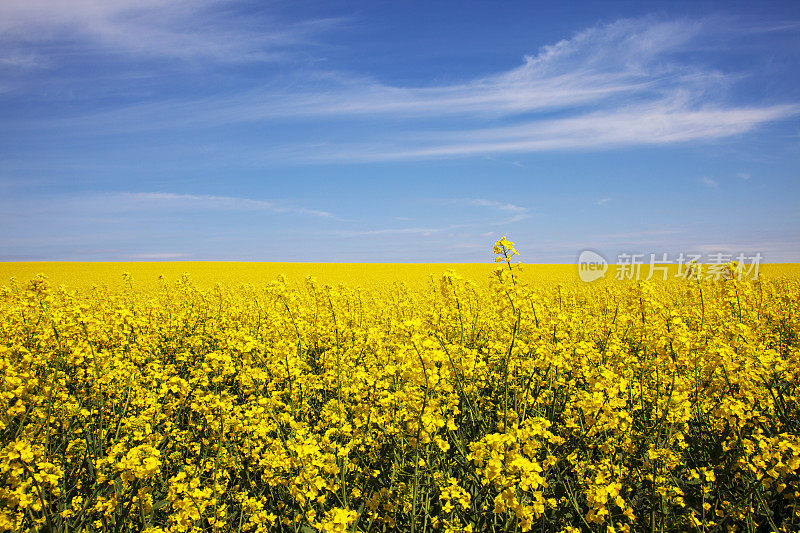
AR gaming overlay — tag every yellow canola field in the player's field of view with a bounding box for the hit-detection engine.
[1,262,798,291]
[0,262,576,291]
[0,242,798,532]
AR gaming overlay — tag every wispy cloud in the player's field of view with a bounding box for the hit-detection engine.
[335,198,531,237]
[223,17,713,119]
[108,192,338,218]
[0,191,343,260]
[442,198,529,214]
[332,227,445,237]
[699,176,719,188]
[18,18,709,123]
[1,191,339,220]
[595,197,612,206]
[440,198,532,224]
[309,102,798,160]
[0,0,341,64]
[18,16,795,161]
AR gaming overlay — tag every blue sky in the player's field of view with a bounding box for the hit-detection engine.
[1,1,798,262]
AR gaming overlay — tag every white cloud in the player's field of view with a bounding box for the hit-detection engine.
[109,192,337,218]
[31,17,718,126]
[699,176,719,188]
[737,172,751,180]
[319,102,797,160]
[595,197,612,206]
[447,198,532,224]
[247,17,712,119]
[332,198,531,238]
[332,227,444,237]
[444,198,529,213]
[0,0,340,63]
[0,191,339,220]
[3,15,797,160]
